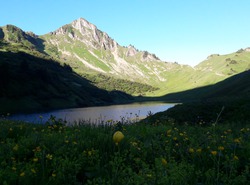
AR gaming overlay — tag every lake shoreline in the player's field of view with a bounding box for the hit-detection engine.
[1,97,179,117]
[7,101,176,124]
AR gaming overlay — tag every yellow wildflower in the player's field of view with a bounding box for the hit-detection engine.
[184,137,189,141]
[233,155,239,161]
[173,137,177,141]
[9,128,13,132]
[211,151,217,156]
[234,138,241,144]
[31,168,36,173]
[13,144,18,151]
[161,158,167,166]
[20,172,25,177]
[189,148,194,153]
[218,146,225,151]
[113,131,124,146]
[33,158,38,162]
[146,174,152,178]
[46,154,53,160]
[52,173,56,177]
[33,146,41,152]
[196,148,202,153]
[12,167,16,171]
[88,151,92,156]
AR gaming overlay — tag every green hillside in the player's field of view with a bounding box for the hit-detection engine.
[145,70,250,124]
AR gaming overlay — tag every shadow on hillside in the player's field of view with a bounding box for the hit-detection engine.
[141,70,250,124]
[0,51,134,114]
[139,70,250,103]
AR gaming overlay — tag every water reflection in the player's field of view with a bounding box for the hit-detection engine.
[9,102,175,124]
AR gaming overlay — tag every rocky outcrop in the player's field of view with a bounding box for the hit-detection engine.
[141,51,160,61]
[126,45,138,57]
[50,18,118,51]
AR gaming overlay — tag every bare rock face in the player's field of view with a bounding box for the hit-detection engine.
[126,45,138,57]
[244,47,250,52]
[141,51,159,61]
[51,18,118,51]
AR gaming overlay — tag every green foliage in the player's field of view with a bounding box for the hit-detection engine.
[0,116,249,184]
[84,73,159,95]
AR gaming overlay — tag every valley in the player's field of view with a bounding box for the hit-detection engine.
[1,17,250,185]
[0,18,250,114]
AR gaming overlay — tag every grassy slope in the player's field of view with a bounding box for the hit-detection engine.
[144,70,250,124]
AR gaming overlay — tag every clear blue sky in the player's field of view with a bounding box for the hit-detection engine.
[1,0,250,66]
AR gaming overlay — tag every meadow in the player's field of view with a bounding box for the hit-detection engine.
[0,114,249,185]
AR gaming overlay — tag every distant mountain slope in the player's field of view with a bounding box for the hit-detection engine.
[196,50,250,76]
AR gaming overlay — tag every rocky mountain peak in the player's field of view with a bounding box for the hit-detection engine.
[50,18,118,51]
[71,17,97,32]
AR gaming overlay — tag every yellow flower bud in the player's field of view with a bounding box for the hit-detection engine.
[189,148,194,153]
[233,155,239,161]
[113,131,124,145]
[161,158,167,166]
[218,146,224,151]
[211,151,217,156]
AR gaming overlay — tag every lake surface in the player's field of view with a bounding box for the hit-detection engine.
[9,102,175,124]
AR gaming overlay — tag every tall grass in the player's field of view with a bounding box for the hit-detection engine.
[0,115,249,184]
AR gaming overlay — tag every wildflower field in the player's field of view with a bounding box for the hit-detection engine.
[0,116,250,185]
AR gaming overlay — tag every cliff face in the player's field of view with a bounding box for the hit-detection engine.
[50,18,118,51]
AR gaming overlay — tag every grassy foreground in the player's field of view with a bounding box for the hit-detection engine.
[0,116,250,185]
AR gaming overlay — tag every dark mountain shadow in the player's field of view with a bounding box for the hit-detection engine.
[142,70,250,124]
[0,51,134,114]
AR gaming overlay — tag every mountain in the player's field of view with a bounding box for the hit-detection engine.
[1,18,250,114]
[40,18,250,95]
[40,18,195,94]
